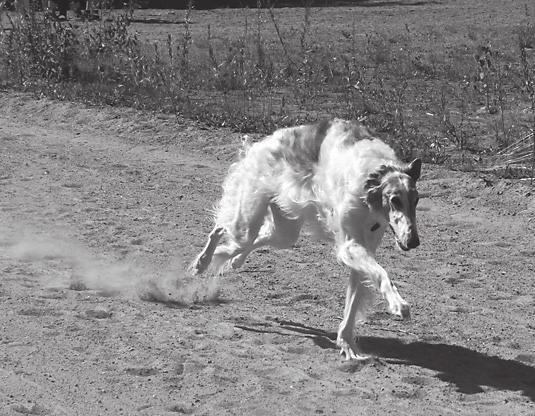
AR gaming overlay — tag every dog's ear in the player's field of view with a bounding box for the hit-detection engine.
[366,185,383,210]
[405,158,422,182]
[364,169,384,211]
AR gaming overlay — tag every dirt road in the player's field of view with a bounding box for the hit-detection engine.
[1,92,534,415]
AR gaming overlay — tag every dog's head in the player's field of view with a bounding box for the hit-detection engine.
[365,159,422,251]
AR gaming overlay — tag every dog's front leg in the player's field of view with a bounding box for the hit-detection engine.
[337,241,410,327]
[337,270,373,360]
[380,275,410,320]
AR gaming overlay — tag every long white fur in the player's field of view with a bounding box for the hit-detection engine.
[191,119,421,360]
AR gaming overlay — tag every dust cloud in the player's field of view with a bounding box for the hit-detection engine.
[2,228,220,305]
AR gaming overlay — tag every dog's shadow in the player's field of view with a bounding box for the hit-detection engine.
[237,319,535,402]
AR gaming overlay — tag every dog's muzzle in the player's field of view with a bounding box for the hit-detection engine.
[391,226,420,251]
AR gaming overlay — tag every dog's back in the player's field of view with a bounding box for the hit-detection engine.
[232,119,397,213]
[214,119,400,237]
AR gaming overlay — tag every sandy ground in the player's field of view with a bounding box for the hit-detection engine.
[0,92,534,415]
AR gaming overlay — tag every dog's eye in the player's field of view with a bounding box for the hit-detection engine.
[390,196,402,209]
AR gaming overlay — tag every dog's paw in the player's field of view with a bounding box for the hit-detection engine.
[230,254,245,269]
[400,303,411,320]
[388,300,411,320]
[339,346,371,361]
[188,254,210,276]
[337,338,370,361]
[210,226,226,241]
[187,261,202,276]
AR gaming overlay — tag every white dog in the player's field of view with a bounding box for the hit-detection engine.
[191,119,421,360]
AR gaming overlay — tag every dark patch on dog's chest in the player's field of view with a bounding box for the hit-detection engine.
[371,223,380,232]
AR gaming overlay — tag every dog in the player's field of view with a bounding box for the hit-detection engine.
[191,119,421,360]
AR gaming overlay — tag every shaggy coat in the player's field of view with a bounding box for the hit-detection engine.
[192,119,421,360]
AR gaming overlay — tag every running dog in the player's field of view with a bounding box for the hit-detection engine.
[191,119,421,360]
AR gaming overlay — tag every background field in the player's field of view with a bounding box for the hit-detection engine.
[1,0,535,168]
[0,1,535,415]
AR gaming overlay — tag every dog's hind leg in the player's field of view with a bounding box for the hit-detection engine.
[206,189,273,273]
[190,226,226,275]
[230,202,303,269]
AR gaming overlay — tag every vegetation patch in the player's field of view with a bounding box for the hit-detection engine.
[1,1,534,175]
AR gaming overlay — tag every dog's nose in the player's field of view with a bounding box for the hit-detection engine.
[407,234,420,249]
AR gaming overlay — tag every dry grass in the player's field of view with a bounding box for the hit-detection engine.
[1,0,534,174]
